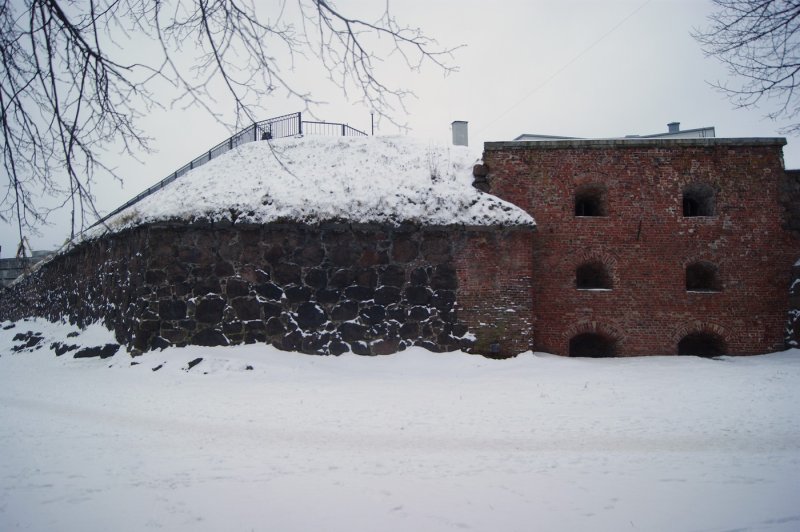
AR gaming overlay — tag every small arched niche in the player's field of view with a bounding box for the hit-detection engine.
[576,261,612,290]
[686,261,721,292]
[575,185,607,217]
[682,183,715,217]
[677,332,726,357]
[569,332,617,357]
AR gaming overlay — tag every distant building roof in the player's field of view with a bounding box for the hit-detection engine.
[514,122,715,142]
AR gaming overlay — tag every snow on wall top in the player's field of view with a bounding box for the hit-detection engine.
[97,135,535,234]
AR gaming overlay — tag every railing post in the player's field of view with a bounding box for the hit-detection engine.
[342,123,345,136]
[298,112,302,135]
[254,122,257,142]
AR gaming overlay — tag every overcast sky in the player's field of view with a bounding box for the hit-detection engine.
[4,0,799,255]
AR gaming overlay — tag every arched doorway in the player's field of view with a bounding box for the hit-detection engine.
[677,332,726,357]
[569,333,617,358]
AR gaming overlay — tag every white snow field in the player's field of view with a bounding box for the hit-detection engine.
[92,135,533,237]
[1,318,799,532]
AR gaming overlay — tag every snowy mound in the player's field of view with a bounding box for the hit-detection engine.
[99,135,535,232]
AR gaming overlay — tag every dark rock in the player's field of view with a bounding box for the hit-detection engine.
[392,237,418,262]
[255,282,284,301]
[51,342,78,356]
[410,267,429,286]
[298,241,325,265]
[452,323,469,337]
[262,302,283,319]
[150,336,172,352]
[66,331,79,338]
[331,301,359,321]
[329,269,356,289]
[329,340,349,356]
[430,265,458,290]
[431,290,457,311]
[73,343,120,359]
[191,328,229,347]
[245,320,266,332]
[316,289,341,304]
[245,365,254,370]
[301,335,327,354]
[231,297,260,321]
[400,322,420,339]
[304,268,328,290]
[285,285,312,303]
[159,299,187,320]
[195,296,226,323]
[386,304,406,321]
[344,285,374,301]
[329,244,360,266]
[379,265,406,287]
[360,305,386,325]
[223,321,244,335]
[351,341,371,355]
[374,286,401,305]
[192,278,221,297]
[186,357,203,370]
[273,263,302,285]
[145,269,167,284]
[152,364,163,372]
[226,278,250,297]
[215,261,236,277]
[2,323,15,330]
[409,306,430,320]
[339,322,368,342]
[296,302,327,329]
[355,269,378,288]
[281,330,303,350]
[405,286,432,305]
[371,338,400,355]
[265,317,286,336]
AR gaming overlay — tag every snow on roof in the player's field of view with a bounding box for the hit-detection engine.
[96,135,534,234]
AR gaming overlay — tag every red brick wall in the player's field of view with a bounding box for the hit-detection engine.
[454,228,534,356]
[483,138,799,356]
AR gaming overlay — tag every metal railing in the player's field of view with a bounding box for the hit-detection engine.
[89,112,367,229]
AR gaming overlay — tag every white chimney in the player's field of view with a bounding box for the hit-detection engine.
[452,121,468,146]
[668,122,680,133]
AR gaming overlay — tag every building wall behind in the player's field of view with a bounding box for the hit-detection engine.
[483,139,798,356]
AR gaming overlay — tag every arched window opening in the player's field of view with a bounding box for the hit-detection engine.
[569,333,617,358]
[576,261,612,290]
[686,262,721,292]
[678,332,726,357]
[682,183,715,217]
[575,185,607,217]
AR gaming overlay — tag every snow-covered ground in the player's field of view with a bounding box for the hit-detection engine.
[1,318,799,532]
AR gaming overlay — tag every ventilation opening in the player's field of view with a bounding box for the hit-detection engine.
[575,185,607,217]
[678,332,726,357]
[686,262,721,292]
[576,261,612,289]
[683,184,715,217]
[569,333,617,357]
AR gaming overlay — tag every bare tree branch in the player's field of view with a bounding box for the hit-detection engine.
[694,0,800,133]
[0,0,457,250]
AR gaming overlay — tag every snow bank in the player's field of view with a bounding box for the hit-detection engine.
[96,136,534,235]
[2,317,800,532]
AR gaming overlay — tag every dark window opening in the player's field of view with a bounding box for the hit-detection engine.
[682,184,715,217]
[576,261,612,289]
[686,262,721,292]
[569,333,617,358]
[678,332,726,357]
[575,186,606,216]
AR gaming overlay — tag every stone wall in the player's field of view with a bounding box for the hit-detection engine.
[482,138,799,356]
[0,222,534,357]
